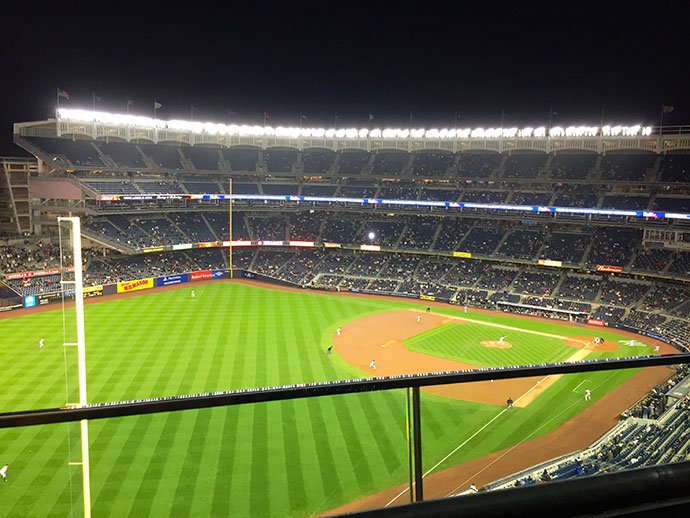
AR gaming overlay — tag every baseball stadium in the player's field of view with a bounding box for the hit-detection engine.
[1,110,690,517]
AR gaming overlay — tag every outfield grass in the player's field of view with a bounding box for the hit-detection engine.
[0,282,654,517]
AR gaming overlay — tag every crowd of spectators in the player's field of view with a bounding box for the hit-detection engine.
[641,285,688,312]
[496,229,544,260]
[511,271,560,296]
[557,275,601,301]
[398,216,439,249]
[0,241,61,272]
[475,267,518,291]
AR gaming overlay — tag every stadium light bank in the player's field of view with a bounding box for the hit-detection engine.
[56,109,653,140]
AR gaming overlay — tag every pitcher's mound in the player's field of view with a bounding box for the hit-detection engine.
[482,340,512,349]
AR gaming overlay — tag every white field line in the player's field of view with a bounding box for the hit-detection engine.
[384,311,626,504]
[417,309,577,342]
[382,310,615,507]
[385,407,510,508]
[572,379,588,393]
[444,370,619,496]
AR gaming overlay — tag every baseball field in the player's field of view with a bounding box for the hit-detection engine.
[0,280,672,517]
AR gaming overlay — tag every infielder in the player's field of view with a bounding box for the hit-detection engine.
[369,359,376,370]
[584,389,591,401]
[336,327,342,337]
[0,464,8,482]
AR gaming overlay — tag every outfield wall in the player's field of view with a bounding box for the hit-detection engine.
[19,268,227,309]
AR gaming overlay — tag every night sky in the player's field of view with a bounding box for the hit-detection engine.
[1,0,689,155]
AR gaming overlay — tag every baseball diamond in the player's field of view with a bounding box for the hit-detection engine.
[0,280,676,517]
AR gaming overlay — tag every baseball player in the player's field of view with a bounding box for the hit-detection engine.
[0,464,8,482]
[369,359,376,370]
[498,336,506,345]
[39,338,45,349]
[336,326,342,337]
[416,314,421,324]
[584,389,591,401]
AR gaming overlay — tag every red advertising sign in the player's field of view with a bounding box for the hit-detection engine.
[587,318,606,326]
[5,266,75,280]
[595,265,623,273]
[190,270,213,281]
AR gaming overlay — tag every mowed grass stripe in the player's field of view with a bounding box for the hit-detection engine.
[209,406,242,517]
[4,425,70,516]
[248,402,271,516]
[302,397,343,508]
[93,414,165,516]
[168,411,216,516]
[279,399,308,515]
[339,393,396,493]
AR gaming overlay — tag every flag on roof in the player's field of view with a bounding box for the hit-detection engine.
[57,88,70,100]
[154,101,162,110]
[662,105,674,113]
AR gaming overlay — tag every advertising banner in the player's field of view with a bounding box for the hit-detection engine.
[453,251,472,258]
[587,318,606,326]
[420,294,436,302]
[212,270,225,279]
[83,285,104,298]
[596,264,623,273]
[5,266,75,280]
[37,291,71,305]
[190,270,213,281]
[23,295,37,308]
[117,278,154,293]
[155,274,190,287]
[538,259,563,267]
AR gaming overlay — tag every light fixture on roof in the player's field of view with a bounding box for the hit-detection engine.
[55,109,654,140]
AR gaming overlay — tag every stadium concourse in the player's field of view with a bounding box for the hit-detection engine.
[2,115,690,513]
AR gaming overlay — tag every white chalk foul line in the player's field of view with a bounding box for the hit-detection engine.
[411,309,570,341]
[572,379,589,393]
[385,406,509,508]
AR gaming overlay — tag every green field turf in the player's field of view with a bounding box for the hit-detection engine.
[0,282,656,517]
